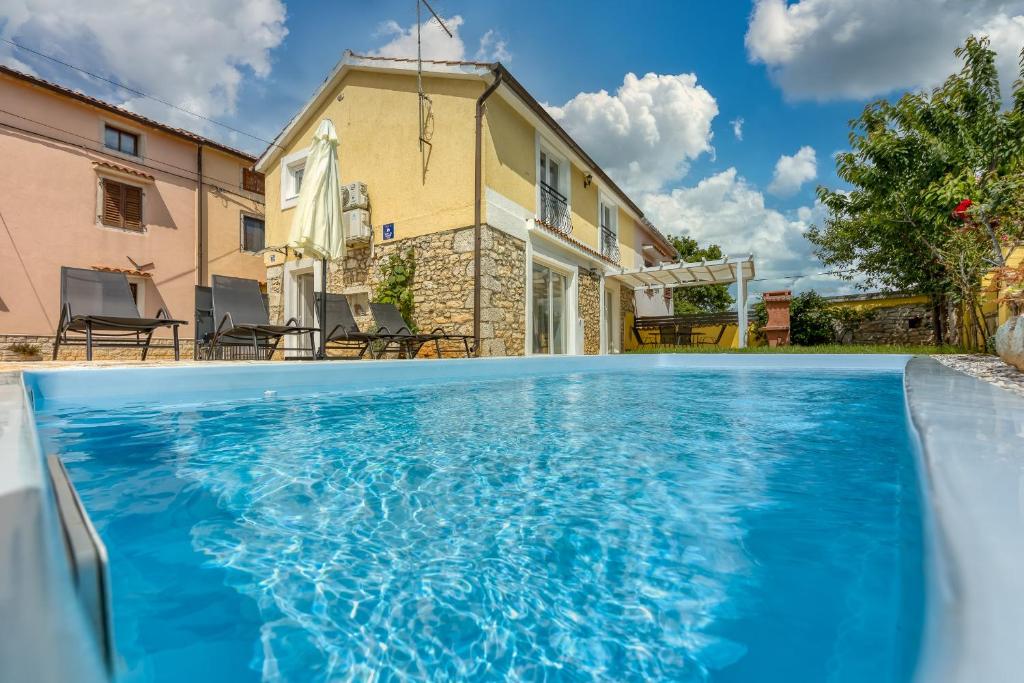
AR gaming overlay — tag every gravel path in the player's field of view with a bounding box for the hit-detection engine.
[932,354,1024,399]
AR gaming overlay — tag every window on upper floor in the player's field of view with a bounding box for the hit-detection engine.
[104,125,139,156]
[241,215,266,253]
[100,178,143,230]
[538,148,571,234]
[242,168,266,195]
[280,148,310,209]
[599,196,620,262]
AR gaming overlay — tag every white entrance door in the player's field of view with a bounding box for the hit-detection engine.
[287,270,315,356]
[532,263,567,354]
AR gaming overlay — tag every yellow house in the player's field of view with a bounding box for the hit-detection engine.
[255,52,683,357]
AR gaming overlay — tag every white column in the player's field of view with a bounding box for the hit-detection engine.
[736,264,749,349]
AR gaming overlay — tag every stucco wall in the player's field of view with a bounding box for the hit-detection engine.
[201,147,265,285]
[0,75,198,338]
[264,70,482,249]
[0,73,262,352]
[482,95,535,222]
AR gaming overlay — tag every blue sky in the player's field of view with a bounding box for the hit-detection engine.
[4,0,1024,296]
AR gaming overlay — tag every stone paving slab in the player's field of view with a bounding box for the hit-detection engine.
[932,354,1024,399]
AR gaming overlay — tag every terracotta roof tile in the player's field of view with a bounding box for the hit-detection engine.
[533,219,620,267]
[91,266,152,278]
[93,160,155,181]
[0,64,256,161]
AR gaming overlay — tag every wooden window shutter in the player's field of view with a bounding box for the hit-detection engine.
[101,179,143,229]
[242,168,265,195]
[123,185,143,229]
[102,179,124,227]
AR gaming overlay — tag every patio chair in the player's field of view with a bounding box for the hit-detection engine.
[53,267,185,361]
[369,302,476,359]
[208,275,317,360]
[314,293,395,359]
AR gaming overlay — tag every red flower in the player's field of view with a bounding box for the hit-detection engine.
[953,198,972,220]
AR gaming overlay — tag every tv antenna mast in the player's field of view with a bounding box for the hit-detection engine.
[416,0,452,158]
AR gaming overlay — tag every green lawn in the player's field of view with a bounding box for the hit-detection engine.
[627,343,963,355]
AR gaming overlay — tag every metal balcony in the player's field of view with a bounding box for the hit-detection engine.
[600,226,620,262]
[539,182,572,235]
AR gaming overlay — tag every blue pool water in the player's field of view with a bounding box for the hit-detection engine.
[37,368,925,682]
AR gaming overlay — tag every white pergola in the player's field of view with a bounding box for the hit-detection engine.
[609,255,756,347]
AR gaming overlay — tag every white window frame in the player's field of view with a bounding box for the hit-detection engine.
[526,250,579,356]
[239,213,266,254]
[94,172,148,234]
[280,147,310,210]
[598,192,618,250]
[535,133,571,219]
[600,278,621,354]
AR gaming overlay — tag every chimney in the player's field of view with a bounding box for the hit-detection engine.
[762,290,792,347]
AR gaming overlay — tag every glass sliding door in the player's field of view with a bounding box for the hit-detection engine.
[532,265,551,354]
[532,262,567,355]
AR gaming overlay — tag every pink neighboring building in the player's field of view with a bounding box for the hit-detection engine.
[0,65,267,357]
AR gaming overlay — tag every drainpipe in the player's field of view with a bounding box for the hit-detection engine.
[474,68,503,356]
[196,144,205,286]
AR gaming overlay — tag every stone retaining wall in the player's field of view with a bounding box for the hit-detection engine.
[0,334,196,361]
[840,302,936,345]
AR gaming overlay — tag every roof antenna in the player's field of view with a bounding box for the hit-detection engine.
[417,0,452,180]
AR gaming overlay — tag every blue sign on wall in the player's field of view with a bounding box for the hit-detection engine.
[382,223,395,240]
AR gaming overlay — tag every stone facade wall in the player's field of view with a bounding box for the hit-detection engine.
[841,302,936,345]
[620,286,636,349]
[265,224,526,357]
[578,271,601,355]
[0,334,196,361]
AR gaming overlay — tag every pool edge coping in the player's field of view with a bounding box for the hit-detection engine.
[903,356,1024,683]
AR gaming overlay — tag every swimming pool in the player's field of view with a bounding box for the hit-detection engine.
[32,358,927,682]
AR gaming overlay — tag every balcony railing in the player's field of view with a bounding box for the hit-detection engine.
[600,226,620,262]
[539,181,572,235]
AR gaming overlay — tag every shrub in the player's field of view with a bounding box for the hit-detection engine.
[8,342,41,356]
[374,249,416,330]
[753,291,872,346]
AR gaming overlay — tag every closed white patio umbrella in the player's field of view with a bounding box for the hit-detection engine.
[289,119,345,358]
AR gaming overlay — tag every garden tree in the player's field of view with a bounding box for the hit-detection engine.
[668,235,734,314]
[808,35,1024,347]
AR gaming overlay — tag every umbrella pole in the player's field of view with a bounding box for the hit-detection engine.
[318,255,327,359]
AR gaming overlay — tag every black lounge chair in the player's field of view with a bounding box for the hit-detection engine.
[53,266,185,361]
[208,275,317,360]
[370,302,476,359]
[314,293,389,359]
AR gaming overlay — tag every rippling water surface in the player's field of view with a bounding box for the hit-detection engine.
[37,368,925,682]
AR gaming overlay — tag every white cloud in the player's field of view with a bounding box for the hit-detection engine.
[746,0,1024,101]
[641,168,857,296]
[767,145,816,196]
[730,117,744,141]
[371,16,511,65]
[0,0,288,130]
[372,14,466,62]
[475,29,511,63]
[547,72,718,193]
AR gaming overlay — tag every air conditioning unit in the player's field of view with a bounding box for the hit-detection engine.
[343,182,368,211]
[343,209,371,245]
